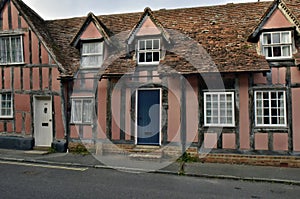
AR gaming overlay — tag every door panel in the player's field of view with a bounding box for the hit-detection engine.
[34,97,53,147]
[137,90,160,145]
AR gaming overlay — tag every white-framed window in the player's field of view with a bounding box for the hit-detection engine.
[138,39,160,64]
[0,35,24,64]
[204,92,235,127]
[254,91,286,127]
[0,93,13,118]
[261,31,292,59]
[81,42,103,68]
[71,98,93,124]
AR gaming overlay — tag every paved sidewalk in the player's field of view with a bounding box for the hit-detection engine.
[0,149,300,185]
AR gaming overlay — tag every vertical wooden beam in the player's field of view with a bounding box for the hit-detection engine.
[39,66,42,91]
[7,0,12,30]
[38,41,42,64]
[106,78,112,140]
[29,30,32,64]
[49,67,52,91]
[130,88,136,141]
[1,67,4,89]
[93,77,98,142]
[286,67,293,152]
[120,86,126,141]
[249,73,255,150]
[180,76,187,152]
[235,75,240,150]
[162,76,168,145]
[268,132,273,151]
[197,75,204,149]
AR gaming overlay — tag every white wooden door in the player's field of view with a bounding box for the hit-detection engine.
[34,96,53,147]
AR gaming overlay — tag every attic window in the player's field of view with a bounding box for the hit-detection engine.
[81,42,103,68]
[0,35,24,64]
[138,39,160,65]
[261,31,292,59]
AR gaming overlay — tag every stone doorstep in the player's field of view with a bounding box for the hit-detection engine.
[24,150,49,155]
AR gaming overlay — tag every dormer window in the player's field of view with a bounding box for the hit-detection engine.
[261,31,292,59]
[0,35,24,64]
[81,41,103,68]
[138,39,160,65]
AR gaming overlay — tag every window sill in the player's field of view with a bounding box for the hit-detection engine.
[70,122,93,125]
[0,62,25,66]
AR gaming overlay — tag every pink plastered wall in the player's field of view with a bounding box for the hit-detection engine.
[136,16,161,36]
[167,77,181,142]
[263,9,292,29]
[186,76,198,143]
[54,96,65,139]
[222,133,236,149]
[253,73,267,85]
[291,67,300,84]
[272,67,286,85]
[239,74,250,149]
[80,22,103,40]
[111,81,121,140]
[273,133,288,151]
[204,133,217,149]
[97,80,107,139]
[255,133,268,150]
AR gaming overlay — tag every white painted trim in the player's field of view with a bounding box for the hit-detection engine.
[203,91,235,127]
[137,39,160,65]
[261,31,293,59]
[254,90,287,127]
[135,88,162,146]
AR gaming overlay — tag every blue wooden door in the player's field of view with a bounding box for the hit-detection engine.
[137,90,160,145]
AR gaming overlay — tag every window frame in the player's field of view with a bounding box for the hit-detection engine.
[261,31,292,60]
[0,35,24,65]
[0,93,13,119]
[80,41,103,68]
[254,90,287,127]
[204,92,235,127]
[137,38,160,65]
[71,97,94,124]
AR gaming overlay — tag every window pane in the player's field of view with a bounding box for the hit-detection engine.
[139,40,145,50]
[272,33,280,44]
[139,52,145,62]
[72,100,82,122]
[263,33,271,44]
[282,46,290,57]
[281,32,290,43]
[146,52,152,62]
[153,52,160,62]
[153,40,159,49]
[273,46,281,57]
[1,93,12,117]
[83,100,92,123]
[146,40,152,50]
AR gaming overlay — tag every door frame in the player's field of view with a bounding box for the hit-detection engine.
[33,95,53,147]
[135,88,162,146]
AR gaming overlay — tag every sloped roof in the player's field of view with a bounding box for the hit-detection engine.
[45,1,276,75]
[9,0,66,73]
[9,0,300,75]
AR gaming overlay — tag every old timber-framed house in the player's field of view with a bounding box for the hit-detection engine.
[1,0,300,160]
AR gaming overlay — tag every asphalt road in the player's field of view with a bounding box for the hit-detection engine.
[0,161,299,199]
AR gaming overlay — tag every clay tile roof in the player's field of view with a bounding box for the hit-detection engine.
[45,1,278,75]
